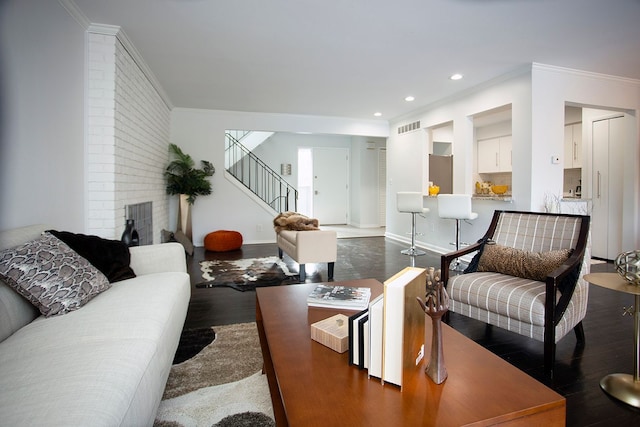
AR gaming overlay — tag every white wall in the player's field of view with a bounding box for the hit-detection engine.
[251,132,352,191]
[0,0,86,231]
[387,70,532,254]
[1,2,174,241]
[85,27,171,242]
[253,133,386,228]
[170,108,388,245]
[350,136,386,228]
[531,64,640,252]
[386,64,640,255]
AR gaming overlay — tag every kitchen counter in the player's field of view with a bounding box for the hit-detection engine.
[472,194,513,202]
[560,198,590,215]
[424,194,513,202]
[561,197,589,202]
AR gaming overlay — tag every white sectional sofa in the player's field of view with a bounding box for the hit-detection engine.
[0,225,190,426]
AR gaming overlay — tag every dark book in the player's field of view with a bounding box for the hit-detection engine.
[357,313,369,370]
[348,308,368,366]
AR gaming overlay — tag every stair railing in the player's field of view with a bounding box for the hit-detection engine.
[225,133,297,213]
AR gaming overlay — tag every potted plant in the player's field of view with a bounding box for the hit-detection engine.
[165,143,215,240]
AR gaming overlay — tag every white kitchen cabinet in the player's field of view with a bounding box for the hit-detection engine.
[563,123,582,169]
[591,116,624,260]
[478,136,512,173]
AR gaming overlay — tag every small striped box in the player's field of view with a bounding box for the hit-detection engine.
[310,314,350,353]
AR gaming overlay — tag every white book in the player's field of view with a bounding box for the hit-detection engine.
[367,294,384,379]
[382,267,426,389]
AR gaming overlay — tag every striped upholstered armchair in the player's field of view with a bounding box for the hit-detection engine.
[441,210,591,376]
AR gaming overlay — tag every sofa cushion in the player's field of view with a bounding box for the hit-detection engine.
[0,282,40,342]
[0,233,110,317]
[0,272,190,426]
[476,243,572,282]
[0,225,49,342]
[448,271,550,326]
[46,230,136,282]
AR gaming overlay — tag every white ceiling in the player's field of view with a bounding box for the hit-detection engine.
[71,0,640,121]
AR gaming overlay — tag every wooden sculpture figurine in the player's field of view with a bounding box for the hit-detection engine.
[417,268,449,384]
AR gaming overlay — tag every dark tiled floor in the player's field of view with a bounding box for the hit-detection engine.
[184,237,640,426]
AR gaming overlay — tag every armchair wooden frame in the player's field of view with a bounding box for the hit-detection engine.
[441,210,591,376]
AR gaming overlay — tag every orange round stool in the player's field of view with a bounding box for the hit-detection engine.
[204,230,243,252]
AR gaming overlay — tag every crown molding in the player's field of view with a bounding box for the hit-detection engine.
[58,0,90,29]
[61,1,173,110]
[86,26,174,110]
[87,23,120,37]
[532,62,640,86]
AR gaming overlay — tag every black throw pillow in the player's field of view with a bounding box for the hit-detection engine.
[463,237,494,274]
[46,230,136,283]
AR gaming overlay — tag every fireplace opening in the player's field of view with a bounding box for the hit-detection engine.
[125,202,153,245]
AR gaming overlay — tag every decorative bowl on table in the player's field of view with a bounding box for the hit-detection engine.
[491,185,508,195]
[428,185,440,196]
[614,250,640,285]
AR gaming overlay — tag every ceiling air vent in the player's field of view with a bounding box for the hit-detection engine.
[398,120,421,134]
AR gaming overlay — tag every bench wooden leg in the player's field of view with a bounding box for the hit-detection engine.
[328,262,334,280]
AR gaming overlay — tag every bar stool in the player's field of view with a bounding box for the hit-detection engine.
[437,194,478,268]
[397,192,430,256]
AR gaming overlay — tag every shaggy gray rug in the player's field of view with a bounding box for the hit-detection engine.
[154,322,274,427]
[197,256,298,291]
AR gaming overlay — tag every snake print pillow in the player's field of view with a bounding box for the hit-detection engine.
[0,233,111,317]
[477,243,572,282]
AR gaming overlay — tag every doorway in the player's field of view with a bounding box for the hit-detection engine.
[313,147,349,224]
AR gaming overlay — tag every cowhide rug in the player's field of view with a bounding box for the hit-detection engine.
[196,256,298,291]
[154,322,274,427]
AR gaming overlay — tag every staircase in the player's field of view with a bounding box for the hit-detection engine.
[225,132,297,213]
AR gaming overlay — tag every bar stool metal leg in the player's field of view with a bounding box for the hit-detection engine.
[451,219,463,270]
[401,212,426,256]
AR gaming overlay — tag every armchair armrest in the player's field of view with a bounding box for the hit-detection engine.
[441,241,483,285]
[129,242,187,276]
[545,245,587,325]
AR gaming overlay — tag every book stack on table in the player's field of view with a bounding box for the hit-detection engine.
[307,267,427,390]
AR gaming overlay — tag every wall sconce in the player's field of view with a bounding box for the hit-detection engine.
[281,163,292,175]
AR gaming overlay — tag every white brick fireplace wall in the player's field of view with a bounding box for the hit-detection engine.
[86,25,170,243]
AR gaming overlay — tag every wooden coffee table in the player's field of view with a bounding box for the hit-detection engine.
[256,279,565,426]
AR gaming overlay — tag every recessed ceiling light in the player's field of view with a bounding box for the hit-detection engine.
[405,96,415,102]
[374,112,382,117]
[450,73,463,81]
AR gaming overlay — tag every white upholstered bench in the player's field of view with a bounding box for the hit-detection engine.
[276,230,337,282]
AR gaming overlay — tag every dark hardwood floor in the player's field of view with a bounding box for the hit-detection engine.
[184,237,640,426]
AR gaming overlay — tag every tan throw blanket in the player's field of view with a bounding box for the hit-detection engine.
[273,211,319,233]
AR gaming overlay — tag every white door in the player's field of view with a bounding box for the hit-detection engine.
[378,148,387,226]
[312,147,349,224]
[592,116,624,259]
